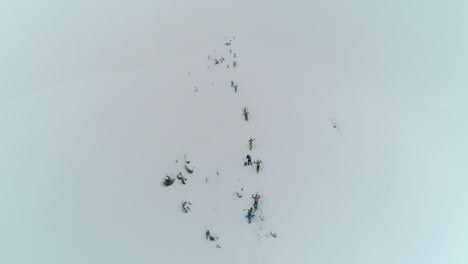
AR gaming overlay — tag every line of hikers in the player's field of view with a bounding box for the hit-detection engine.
[231,81,238,93]
[245,138,262,173]
[243,194,261,223]
[245,154,262,173]
[239,109,264,223]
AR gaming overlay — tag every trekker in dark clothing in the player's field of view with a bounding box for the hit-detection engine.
[246,155,252,165]
[243,107,249,121]
[254,160,262,173]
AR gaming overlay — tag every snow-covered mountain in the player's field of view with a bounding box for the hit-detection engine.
[1,1,467,264]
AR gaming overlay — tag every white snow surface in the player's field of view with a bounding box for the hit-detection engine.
[1,1,467,264]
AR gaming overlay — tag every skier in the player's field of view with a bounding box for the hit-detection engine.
[252,194,261,209]
[246,154,252,165]
[243,207,255,223]
[231,81,234,87]
[254,159,262,173]
[234,85,238,93]
[243,107,249,121]
[248,138,255,150]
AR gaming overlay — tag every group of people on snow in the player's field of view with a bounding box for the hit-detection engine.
[238,107,264,223]
[243,194,261,223]
[245,155,262,173]
[245,138,262,173]
[231,81,238,93]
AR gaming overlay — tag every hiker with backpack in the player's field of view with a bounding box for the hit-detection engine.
[243,107,249,121]
[246,154,252,166]
[252,194,261,209]
[248,138,255,150]
[243,207,255,223]
[254,159,262,173]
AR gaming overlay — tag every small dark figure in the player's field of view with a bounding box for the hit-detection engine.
[177,172,187,185]
[185,157,194,174]
[234,85,237,93]
[246,154,252,165]
[231,81,234,87]
[254,160,262,173]
[182,201,192,213]
[206,230,217,241]
[243,107,249,121]
[163,175,175,186]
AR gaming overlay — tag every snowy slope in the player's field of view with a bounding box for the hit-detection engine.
[1,1,468,264]
[1,37,283,264]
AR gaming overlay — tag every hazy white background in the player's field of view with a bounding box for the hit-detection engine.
[1,1,467,263]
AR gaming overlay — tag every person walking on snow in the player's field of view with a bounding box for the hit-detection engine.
[231,81,234,87]
[234,85,238,93]
[243,107,249,121]
[246,154,252,165]
[252,194,261,209]
[254,159,262,173]
[243,207,255,223]
[248,138,255,150]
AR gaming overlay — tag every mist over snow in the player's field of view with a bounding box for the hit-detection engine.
[1,1,467,264]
